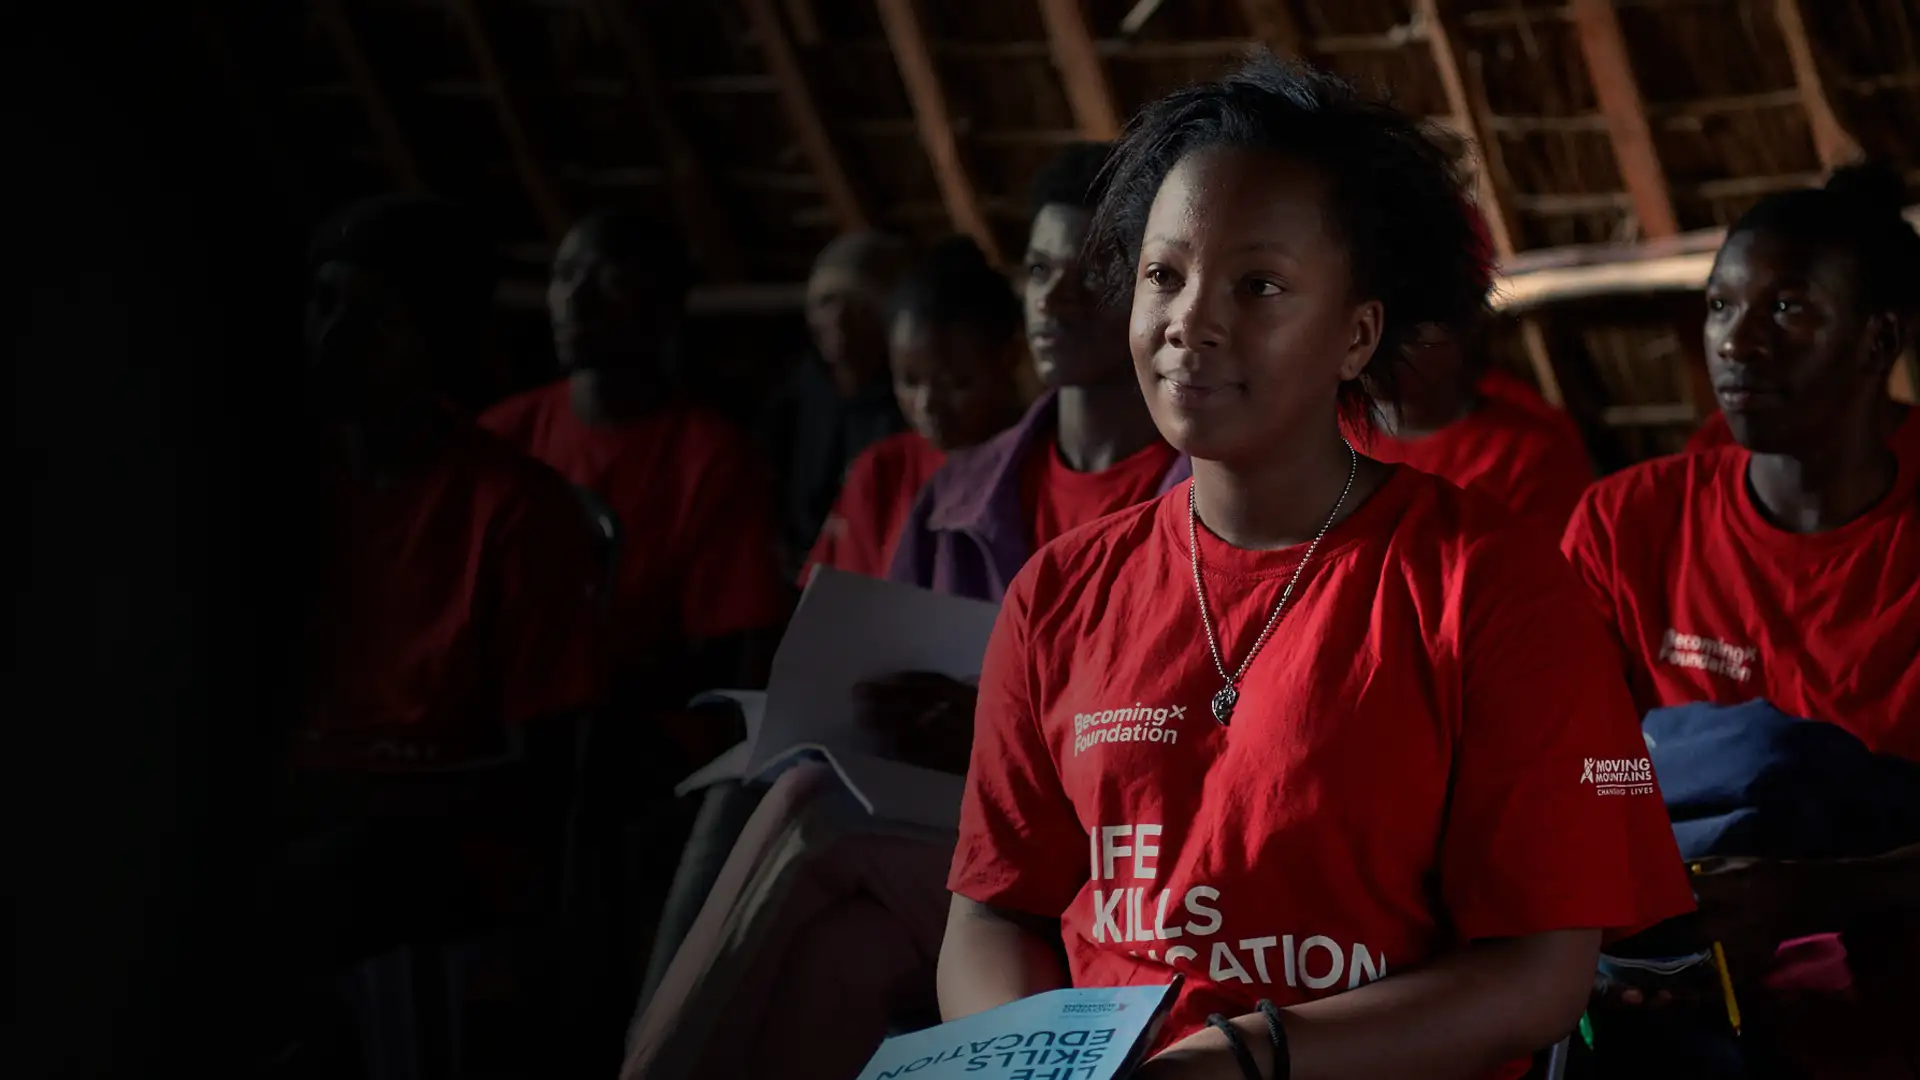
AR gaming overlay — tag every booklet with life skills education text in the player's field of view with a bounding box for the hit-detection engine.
[674,567,1001,832]
[854,981,1182,1080]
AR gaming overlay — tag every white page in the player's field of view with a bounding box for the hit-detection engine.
[675,568,999,824]
[748,567,999,775]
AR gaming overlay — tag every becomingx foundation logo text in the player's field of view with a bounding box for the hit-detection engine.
[1658,629,1756,682]
[1073,703,1183,756]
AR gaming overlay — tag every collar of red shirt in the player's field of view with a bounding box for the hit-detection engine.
[923,389,1192,541]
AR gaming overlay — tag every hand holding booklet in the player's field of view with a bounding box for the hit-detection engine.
[854,981,1182,1080]
[674,567,1001,831]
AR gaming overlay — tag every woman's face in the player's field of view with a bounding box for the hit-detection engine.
[1129,147,1381,465]
[889,313,1013,452]
[1704,229,1893,455]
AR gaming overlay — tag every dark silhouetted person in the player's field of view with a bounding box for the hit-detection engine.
[482,211,788,723]
[270,197,608,1074]
[765,231,915,570]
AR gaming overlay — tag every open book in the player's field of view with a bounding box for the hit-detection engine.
[854,982,1182,1080]
[675,567,1001,831]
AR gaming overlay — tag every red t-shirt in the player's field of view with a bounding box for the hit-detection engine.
[302,419,604,771]
[954,468,1694,1064]
[1686,404,1920,471]
[1020,437,1180,552]
[1562,447,1920,761]
[481,382,789,667]
[799,431,945,585]
[1368,396,1595,536]
[1478,368,1583,442]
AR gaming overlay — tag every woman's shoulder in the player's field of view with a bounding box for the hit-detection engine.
[1384,466,1582,587]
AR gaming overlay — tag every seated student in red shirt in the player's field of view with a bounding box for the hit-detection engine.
[1562,165,1920,1037]
[482,210,789,724]
[939,59,1694,1080]
[282,195,605,971]
[799,237,1024,584]
[1363,317,1595,535]
[887,141,1190,603]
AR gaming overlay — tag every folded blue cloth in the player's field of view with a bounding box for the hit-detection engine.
[1644,699,1920,861]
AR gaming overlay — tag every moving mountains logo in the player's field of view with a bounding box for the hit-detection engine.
[1581,756,1655,797]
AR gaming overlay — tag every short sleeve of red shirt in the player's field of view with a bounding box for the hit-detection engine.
[677,425,790,640]
[484,471,607,725]
[1440,527,1692,943]
[1497,425,1595,536]
[950,575,1088,916]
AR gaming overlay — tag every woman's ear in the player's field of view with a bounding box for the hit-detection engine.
[1339,300,1385,382]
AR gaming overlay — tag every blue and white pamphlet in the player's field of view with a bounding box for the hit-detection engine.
[854,981,1182,1080]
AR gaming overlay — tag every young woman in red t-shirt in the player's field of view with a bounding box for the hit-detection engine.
[800,237,1023,584]
[939,59,1693,1080]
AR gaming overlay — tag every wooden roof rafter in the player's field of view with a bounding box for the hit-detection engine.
[1770,0,1861,169]
[589,0,745,279]
[872,0,1004,263]
[740,0,870,231]
[1568,0,1680,238]
[445,0,571,243]
[1417,0,1521,261]
[313,0,426,191]
[1416,0,1564,406]
[1038,0,1123,140]
[1235,0,1310,59]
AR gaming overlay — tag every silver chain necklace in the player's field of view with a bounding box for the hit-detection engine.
[1188,438,1358,725]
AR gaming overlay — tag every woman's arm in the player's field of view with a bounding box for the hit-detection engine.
[1142,929,1598,1080]
[936,895,1072,1020]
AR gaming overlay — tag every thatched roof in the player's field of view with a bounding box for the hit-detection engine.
[205,0,1920,465]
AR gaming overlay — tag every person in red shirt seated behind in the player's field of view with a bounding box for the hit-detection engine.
[482,210,789,725]
[800,236,1024,584]
[283,195,605,974]
[1479,366,1583,438]
[1363,318,1594,536]
[1563,165,1920,1039]
[939,59,1693,1080]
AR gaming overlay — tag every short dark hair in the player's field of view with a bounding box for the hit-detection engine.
[568,207,697,301]
[1725,162,1920,316]
[309,194,498,349]
[890,235,1022,344]
[1088,56,1493,418]
[1029,141,1115,220]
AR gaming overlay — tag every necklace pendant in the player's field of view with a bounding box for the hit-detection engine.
[1210,685,1239,725]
